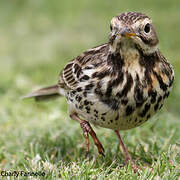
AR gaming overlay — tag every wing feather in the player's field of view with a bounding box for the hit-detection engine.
[58,44,108,90]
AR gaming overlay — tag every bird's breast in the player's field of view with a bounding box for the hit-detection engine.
[66,49,174,130]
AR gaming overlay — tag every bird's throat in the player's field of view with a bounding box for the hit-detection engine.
[110,38,140,64]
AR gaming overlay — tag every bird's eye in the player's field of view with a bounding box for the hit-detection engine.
[110,24,113,31]
[144,23,151,33]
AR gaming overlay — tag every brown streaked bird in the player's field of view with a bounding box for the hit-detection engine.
[24,12,174,171]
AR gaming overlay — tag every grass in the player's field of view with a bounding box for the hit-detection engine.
[0,0,180,179]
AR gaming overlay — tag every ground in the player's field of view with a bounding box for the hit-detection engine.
[0,0,180,179]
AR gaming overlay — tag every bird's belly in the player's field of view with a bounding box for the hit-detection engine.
[66,84,171,130]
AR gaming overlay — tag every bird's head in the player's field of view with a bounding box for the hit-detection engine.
[109,12,159,55]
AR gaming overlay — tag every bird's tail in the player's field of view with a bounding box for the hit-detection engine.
[22,84,61,101]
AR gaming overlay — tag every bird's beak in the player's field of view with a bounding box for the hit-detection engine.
[117,27,137,38]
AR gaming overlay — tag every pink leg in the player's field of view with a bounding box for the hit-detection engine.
[115,130,139,172]
[70,113,105,156]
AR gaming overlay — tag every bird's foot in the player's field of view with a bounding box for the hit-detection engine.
[70,113,105,156]
[126,159,141,173]
[80,121,105,156]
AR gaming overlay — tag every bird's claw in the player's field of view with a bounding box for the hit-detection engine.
[80,120,105,157]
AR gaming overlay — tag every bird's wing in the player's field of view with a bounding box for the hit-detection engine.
[58,44,109,90]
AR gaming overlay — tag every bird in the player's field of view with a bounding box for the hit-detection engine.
[24,12,174,171]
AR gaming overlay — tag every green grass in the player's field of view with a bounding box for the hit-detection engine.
[0,0,180,179]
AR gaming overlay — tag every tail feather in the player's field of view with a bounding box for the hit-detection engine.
[22,84,60,101]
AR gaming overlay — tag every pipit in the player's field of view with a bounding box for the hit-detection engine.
[24,12,174,171]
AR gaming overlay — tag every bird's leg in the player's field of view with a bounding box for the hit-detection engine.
[115,130,131,163]
[115,130,139,172]
[82,126,90,157]
[80,121,105,156]
[70,113,105,156]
